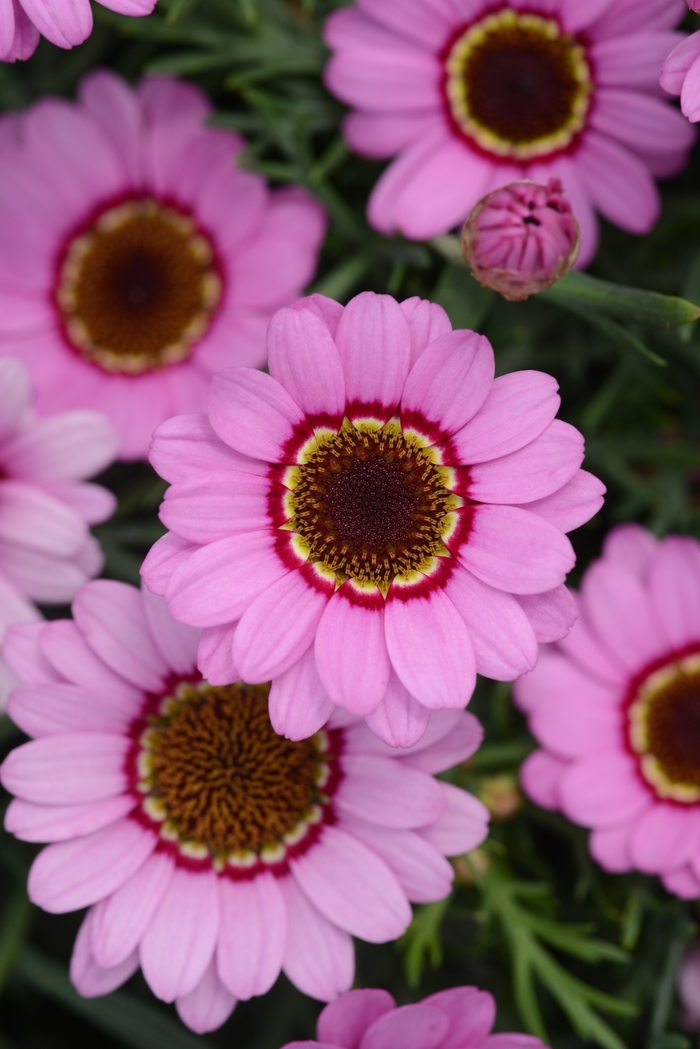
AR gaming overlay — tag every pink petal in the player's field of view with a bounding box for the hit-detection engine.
[0,574,40,636]
[1,733,129,804]
[602,523,657,579]
[514,649,617,715]
[647,537,700,650]
[42,481,115,526]
[280,875,355,1001]
[336,753,446,829]
[528,690,621,760]
[459,505,575,595]
[2,411,119,482]
[166,533,288,628]
[149,413,266,485]
[140,532,196,597]
[197,624,238,686]
[73,580,169,692]
[360,1004,448,1049]
[90,851,174,968]
[335,292,411,420]
[592,88,694,158]
[662,864,700,900]
[208,369,305,463]
[217,872,286,999]
[268,647,335,741]
[401,330,494,437]
[446,567,538,681]
[268,306,345,422]
[515,586,578,644]
[28,817,156,912]
[364,672,431,748]
[140,867,220,1002]
[315,590,390,715]
[469,421,583,505]
[559,0,615,31]
[355,0,456,49]
[70,910,138,998]
[160,475,269,545]
[519,750,568,811]
[422,987,496,1048]
[1,621,58,686]
[485,1037,547,1049]
[0,357,30,440]
[140,585,199,677]
[77,70,142,184]
[600,30,685,91]
[344,111,436,160]
[7,683,132,738]
[343,819,453,903]
[175,958,237,1034]
[417,783,489,855]
[400,711,483,774]
[576,133,659,235]
[0,480,86,558]
[399,296,452,368]
[629,805,700,874]
[39,619,142,710]
[317,988,395,1049]
[580,559,667,674]
[449,371,560,465]
[234,570,331,682]
[384,588,476,710]
[5,794,135,842]
[291,824,411,942]
[559,753,651,828]
[0,541,88,605]
[589,823,634,873]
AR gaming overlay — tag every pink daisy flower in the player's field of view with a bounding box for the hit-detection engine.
[282,985,547,1049]
[0,356,118,703]
[323,0,694,265]
[0,0,154,64]
[0,70,326,460]
[0,579,489,1034]
[515,524,700,900]
[661,32,700,122]
[143,290,604,748]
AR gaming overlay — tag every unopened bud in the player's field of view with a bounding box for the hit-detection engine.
[461,179,580,302]
[477,774,522,820]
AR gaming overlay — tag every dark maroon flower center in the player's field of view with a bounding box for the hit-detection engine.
[629,660,700,802]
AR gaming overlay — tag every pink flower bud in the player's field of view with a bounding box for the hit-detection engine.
[460,179,581,302]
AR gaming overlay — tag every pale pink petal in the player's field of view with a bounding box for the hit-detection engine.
[2,621,58,686]
[399,297,452,368]
[7,683,132,738]
[0,541,87,605]
[661,865,700,900]
[580,559,667,674]
[417,783,489,855]
[360,1004,448,1049]
[384,588,476,710]
[458,505,575,595]
[557,616,626,688]
[160,476,270,545]
[528,691,621,759]
[335,292,411,419]
[28,817,156,912]
[646,537,700,650]
[208,369,304,462]
[140,533,196,597]
[217,872,286,999]
[629,806,700,874]
[0,574,40,636]
[137,76,211,197]
[576,132,659,235]
[268,307,345,422]
[343,111,436,160]
[449,371,560,465]
[400,711,483,774]
[40,619,141,710]
[149,413,267,486]
[41,481,115,526]
[77,70,143,184]
[140,867,219,1002]
[315,590,390,715]
[176,958,237,1034]
[364,672,431,748]
[515,586,578,644]
[559,753,652,828]
[291,824,411,942]
[589,823,634,873]
[2,411,119,482]
[140,585,199,676]
[591,88,694,157]
[70,910,138,998]
[197,624,238,686]
[469,421,583,505]
[343,818,453,903]
[343,707,460,759]
[166,533,288,628]
[446,567,538,681]
[268,646,335,741]
[514,650,617,715]
[90,851,174,968]
[3,2,38,61]
[5,794,136,842]
[422,986,496,1047]
[602,523,658,579]
[317,988,395,1049]
[234,570,331,682]
[73,580,169,691]
[280,875,355,1001]
[1,733,129,804]
[0,480,86,557]
[401,330,494,437]
[336,753,446,829]
[519,750,568,811]
[0,357,31,440]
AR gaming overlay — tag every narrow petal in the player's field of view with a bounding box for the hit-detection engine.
[291,824,411,942]
[7,684,132,738]
[217,873,286,999]
[401,330,494,438]
[197,624,238,686]
[417,783,489,855]
[160,475,270,545]
[343,819,453,903]
[401,711,483,774]
[422,987,496,1048]
[28,817,156,912]
[280,875,355,1001]
[317,988,395,1049]
[268,307,346,422]
[662,865,700,900]
[1,733,129,804]
[384,588,476,710]
[1,621,58,686]
[336,753,446,829]
[70,910,139,999]
[268,647,335,741]
[364,672,431,748]
[399,297,452,368]
[208,369,305,463]
[5,794,136,843]
[0,480,86,558]
[90,851,174,968]
[140,585,199,677]
[2,411,119,482]
[0,357,31,440]
[629,806,700,875]
[576,133,659,235]
[580,559,667,674]
[528,692,621,760]
[39,619,142,711]
[140,533,196,597]
[602,523,657,579]
[513,650,617,715]
[149,413,266,485]
[334,292,411,419]
[175,958,237,1034]
[647,537,700,650]
[515,586,578,644]
[315,590,390,715]
[469,421,583,505]
[519,750,568,811]
[140,867,220,1002]
[360,1004,448,1049]
[558,753,651,828]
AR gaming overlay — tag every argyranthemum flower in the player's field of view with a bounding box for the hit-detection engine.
[282,985,547,1049]
[323,0,694,264]
[0,356,118,704]
[1,579,488,1034]
[662,32,700,122]
[0,0,154,64]
[143,290,604,747]
[515,524,700,900]
[0,70,326,460]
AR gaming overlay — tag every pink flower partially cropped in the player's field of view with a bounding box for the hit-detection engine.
[679,949,700,1027]
[143,290,604,748]
[1,579,488,1033]
[662,32,700,122]
[0,0,154,64]
[0,357,118,704]
[0,70,326,460]
[461,180,580,301]
[323,0,694,265]
[515,524,700,900]
[283,985,547,1049]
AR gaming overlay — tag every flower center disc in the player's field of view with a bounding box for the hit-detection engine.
[444,9,592,161]
[138,683,332,864]
[56,199,222,374]
[289,425,456,591]
[629,658,700,802]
